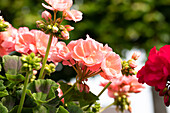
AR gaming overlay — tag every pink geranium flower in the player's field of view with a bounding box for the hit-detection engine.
[100,52,122,80]
[100,75,144,98]
[15,27,38,54]
[64,9,83,22]
[1,25,18,54]
[42,0,73,11]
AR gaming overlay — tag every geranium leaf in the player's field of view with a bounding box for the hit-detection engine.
[27,79,59,104]
[56,106,69,113]
[33,105,48,113]
[5,73,25,83]
[0,80,8,97]
[9,105,33,113]
[67,103,83,113]
[1,96,16,111]
[2,55,24,83]
[0,103,8,113]
[2,55,22,75]
[58,81,98,107]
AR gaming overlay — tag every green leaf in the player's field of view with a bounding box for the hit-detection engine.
[0,103,8,113]
[33,105,48,113]
[2,55,24,83]
[67,103,83,113]
[0,75,6,79]
[56,106,69,113]
[1,96,16,111]
[0,80,8,97]
[59,81,98,107]
[9,105,33,113]
[2,55,22,75]
[5,73,25,83]
[27,79,59,104]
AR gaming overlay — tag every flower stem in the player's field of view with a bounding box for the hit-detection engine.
[38,34,53,79]
[59,83,76,100]
[17,72,30,113]
[85,81,112,110]
[99,102,114,113]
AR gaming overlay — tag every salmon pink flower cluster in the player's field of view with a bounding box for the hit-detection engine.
[100,75,144,112]
[0,26,58,57]
[51,35,122,80]
[137,45,170,106]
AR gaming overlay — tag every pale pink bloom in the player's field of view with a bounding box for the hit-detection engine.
[57,87,64,103]
[15,30,37,54]
[42,10,52,20]
[18,27,29,33]
[42,0,73,11]
[132,51,141,60]
[100,75,144,98]
[1,25,18,53]
[31,30,58,57]
[72,35,104,67]
[64,9,83,22]
[65,25,74,31]
[100,52,122,80]
[50,41,71,63]
[0,35,8,56]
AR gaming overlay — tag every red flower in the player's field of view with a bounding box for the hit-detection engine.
[137,46,170,90]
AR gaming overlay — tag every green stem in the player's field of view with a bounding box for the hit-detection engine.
[85,81,112,110]
[99,102,114,113]
[38,34,53,79]
[17,72,30,113]
[59,83,76,100]
[54,11,57,23]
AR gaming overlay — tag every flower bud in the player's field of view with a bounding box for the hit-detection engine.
[164,95,170,106]
[77,83,84,92]
[42,10,52,20]
[59,25,65,30]
[132,51,141,60]
[61,30,69,40]
[52,25,59,33]
[128,59,137,68]
[65,25,74,31]
[159,87,168,96]
[84,84,90,93]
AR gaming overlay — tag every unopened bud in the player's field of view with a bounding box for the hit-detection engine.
[42,10,52,20]
[128,59,137,68]
[84,84,90,93]
[159,87,168,96]
[47,25,52,30]
[164,95,170,106]
[132,51,141,60]
[77,83,84,92]
[52,26,59,33]
[65,25,74,31]
[59,25,65,30]
[61,30,69,40]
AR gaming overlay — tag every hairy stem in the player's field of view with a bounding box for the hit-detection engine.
[17,72,31,113]
[38,34,53,79]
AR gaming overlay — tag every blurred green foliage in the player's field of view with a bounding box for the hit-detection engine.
[72,0,170,55]
[1,0,170,81]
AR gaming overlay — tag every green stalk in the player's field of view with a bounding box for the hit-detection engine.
[59,83,76,100]
[17,72,30,113]
[99,102,114,113]
[85,81,112,110]
[38,34,53,79]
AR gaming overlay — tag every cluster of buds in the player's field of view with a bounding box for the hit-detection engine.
[44,63,56,76]
[121,52,140,76]
[89,102,101,113]
[21,52,41,72]
[0,16,10,32]
[156,78,170,106]
[114,94,131,113]
[76,82,90,93]
[36,10,74,40]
